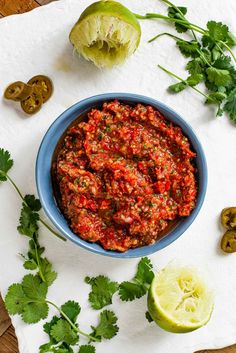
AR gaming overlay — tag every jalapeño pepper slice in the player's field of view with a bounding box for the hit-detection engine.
[4,81,33,101]
[221,230,236,253]
[21,90,43,115]
[27,75,53,103]
[221,207,236,230]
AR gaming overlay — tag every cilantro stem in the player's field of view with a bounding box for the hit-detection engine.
[135,13,206,35]
[6,172,66,242]
[6,174,24,201]
[220,40,236,62]
[160,0,198,41]
[148,32,183,43]
[46,300,99,342]
[39,218,66,242]
[34,240,46,282]
[158,64,210,100]
[196,49,212,67]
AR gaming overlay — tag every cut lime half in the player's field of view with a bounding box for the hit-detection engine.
[148,265,214,333]
[69,1,141,68]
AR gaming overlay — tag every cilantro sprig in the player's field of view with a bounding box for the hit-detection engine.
[136,0,236,122]
[85,257,155,309]
[119,257,154,301]
[85,276,119,310]
[5,272,119,350]
[0,148,65,241]
[2,148,119,353]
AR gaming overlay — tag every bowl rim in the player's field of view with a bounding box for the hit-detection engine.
[36,92,208,258]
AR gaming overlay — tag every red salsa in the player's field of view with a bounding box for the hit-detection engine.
[54,100,197,252]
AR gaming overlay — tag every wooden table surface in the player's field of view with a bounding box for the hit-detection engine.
[0,1,235,352]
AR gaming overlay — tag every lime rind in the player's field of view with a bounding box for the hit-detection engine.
[148,265,214,333]
[69,1,141,68]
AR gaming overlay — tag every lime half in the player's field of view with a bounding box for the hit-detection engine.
[69,1,141,68]
[148,265,214,333]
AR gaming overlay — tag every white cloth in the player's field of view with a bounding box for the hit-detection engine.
[0,0,236,352]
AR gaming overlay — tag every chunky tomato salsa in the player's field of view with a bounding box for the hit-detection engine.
[54,100,197,252]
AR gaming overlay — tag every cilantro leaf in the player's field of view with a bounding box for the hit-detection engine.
[229,114,236,122]
[4,283,27,315]
[168,82,187,93]
[50,319,79,345]
[0,148,13,181]
[168,6,188,33]
[168,6,187,17]
[119,257,154,301]
[119,282,147,301]
[224,88,236,121]
[22,274,48,300]
[176,40,200,58]
[17,201,39,238]
[40,258,57,286]
[79,345,96,353]
[44,315,60,336]
[61,301,81,323]
[134,257,154,285]
[5,275,49,324]
[39,342,53,353]
[40,342,74,353]
[206,67,231,86]
[225,32,236,47]
[90,310,118,341]
[85,275,119,310]
[214,55,233,70]
[186,58,204,75]
[207,21,229,42]
[24,194,41,211]
[213,56,236,79]
[205,92,227,104]
[23,260,38,270]
[22,302,49,324]
[145,311,154,323]
[186,73,204,87]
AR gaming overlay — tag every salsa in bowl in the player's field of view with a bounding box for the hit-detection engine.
[36,93,207,258]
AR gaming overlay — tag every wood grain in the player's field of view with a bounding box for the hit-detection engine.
[197,346,236,353]
[36,0,55,5]
[0,0,236,352]
[0,0,39,16]
[0,325,19,353]
[0,295,11,336]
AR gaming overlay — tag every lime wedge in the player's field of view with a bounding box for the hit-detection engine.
[69,1,141,68]
[148,265,214,333]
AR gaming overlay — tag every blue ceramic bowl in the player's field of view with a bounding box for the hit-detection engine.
[36,93,207,258]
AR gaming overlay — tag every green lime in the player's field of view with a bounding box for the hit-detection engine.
[69,0,141,68]
[147,265,214,333]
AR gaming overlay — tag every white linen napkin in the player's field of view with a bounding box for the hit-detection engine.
[0,0,236,352]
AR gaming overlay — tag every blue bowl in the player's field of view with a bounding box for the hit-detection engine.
[36,93,207,258]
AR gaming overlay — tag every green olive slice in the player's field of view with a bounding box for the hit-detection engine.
[221,230,236,253]
[221,207,236,230]
[27,75,53,103]
[21,90,43,115]
[4,81,33,101]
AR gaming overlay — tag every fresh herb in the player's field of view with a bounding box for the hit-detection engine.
[79,345,96,353]
[5,274,49,324]
[90,310,119,341]
[136,0,236,123]
[85,258,155,310]
[0,148,65,241]
[119,257,154,301]
[5,272,118,350]
[85,275,119,310]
